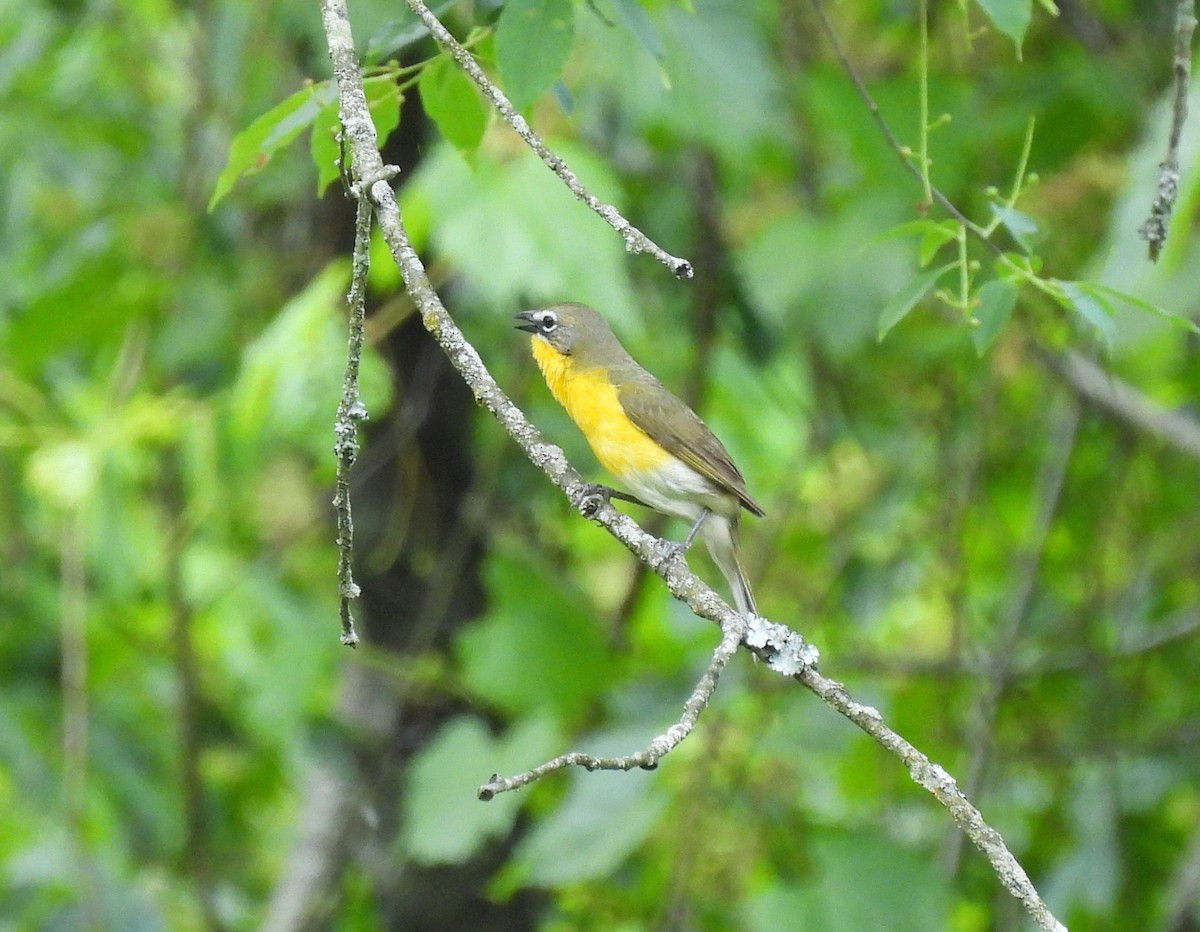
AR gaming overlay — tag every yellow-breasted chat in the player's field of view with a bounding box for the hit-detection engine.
[515,302,763,616]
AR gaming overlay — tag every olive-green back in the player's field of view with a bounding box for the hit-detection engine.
[615,371,765,517]
[562,304,764,518]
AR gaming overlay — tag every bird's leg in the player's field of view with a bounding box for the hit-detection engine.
[571,483,649,517]
[655,508,711,565]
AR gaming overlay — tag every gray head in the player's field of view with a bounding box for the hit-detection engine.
[514,302,621,358]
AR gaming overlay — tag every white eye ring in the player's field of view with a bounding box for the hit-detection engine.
[538,315,557,333]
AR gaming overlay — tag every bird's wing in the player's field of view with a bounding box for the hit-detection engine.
[617,379,765,517]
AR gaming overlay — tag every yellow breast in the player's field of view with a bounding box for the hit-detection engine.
[531,339,671,478]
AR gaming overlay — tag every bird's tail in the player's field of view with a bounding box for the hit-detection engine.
[702,514,757,617]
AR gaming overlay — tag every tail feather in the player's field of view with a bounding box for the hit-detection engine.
[701,514,757,617]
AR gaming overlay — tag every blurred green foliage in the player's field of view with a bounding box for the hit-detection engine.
[2,0,1200,929]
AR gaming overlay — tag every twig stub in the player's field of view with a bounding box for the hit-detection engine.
[1138,0,1196,261]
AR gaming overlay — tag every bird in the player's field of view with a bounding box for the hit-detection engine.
[515,302,764,617]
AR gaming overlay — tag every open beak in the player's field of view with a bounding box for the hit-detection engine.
[514,310,538,334]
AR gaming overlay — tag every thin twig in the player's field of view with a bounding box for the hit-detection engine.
[320,5,1063,929]
[61,510,100,929]
[164,458,224,932]
[332,193,374,647]
[845,603,1200,677]
[1044,348,1200,462]
[479,616,745,799]
[808,0,999,253]
[917,0,934,205]
[400,0,693,279]
[1138,0,1197,261]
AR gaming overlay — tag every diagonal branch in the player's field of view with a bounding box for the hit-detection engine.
[401,0,693,279]
[320,4,1064,930]
[479,615,745,799]
[793,663,1061,930]
[1044,348,1200,463]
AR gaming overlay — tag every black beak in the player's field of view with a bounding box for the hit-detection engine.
[514,310,538,334]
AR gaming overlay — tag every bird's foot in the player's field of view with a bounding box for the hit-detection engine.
[653,537,688,568]
[572,484,650,517]
[572,482,614,517]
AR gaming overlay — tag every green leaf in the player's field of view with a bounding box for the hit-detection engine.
[456,550,615,717]
[1056,279,1116,347]
[401,141,639,320]
[419,55,489,155]
[743,832,950,931]
[209,82,337,211]
[866,219,958,266]
[974,0,1033,51]
[401,715,561,865]
[877,263,956,341]
[508,766,666,886]
[309,102,342,196]
[496,0,576,111]
[990,203,1039,253]
[227,261,391,454]
[1084,282,1200,335]
[918,222,959,268]
[311,76,403,195]
[611,0,664,61]
[971,278,1018,355]
[365,0,458,61]
[867,219,940,246]
[366,78,403,161]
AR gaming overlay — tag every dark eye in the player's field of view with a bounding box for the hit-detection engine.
[539,314,557,333]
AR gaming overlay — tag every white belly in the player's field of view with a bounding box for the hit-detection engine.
[621,457,739,520]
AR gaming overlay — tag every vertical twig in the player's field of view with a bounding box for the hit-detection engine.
[1138,0,1197,261]
[917,0,934,205]
[61,511,99,928]
[332,193,374,647]
[164,457,224,932]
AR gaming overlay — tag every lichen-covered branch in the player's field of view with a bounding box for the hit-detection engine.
[319,3,1064,928]
[794,665,1064,932]
[400,0,693,280]
[1138,0,1197,261]
[331,193,373,647]
[479,615,744,799]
